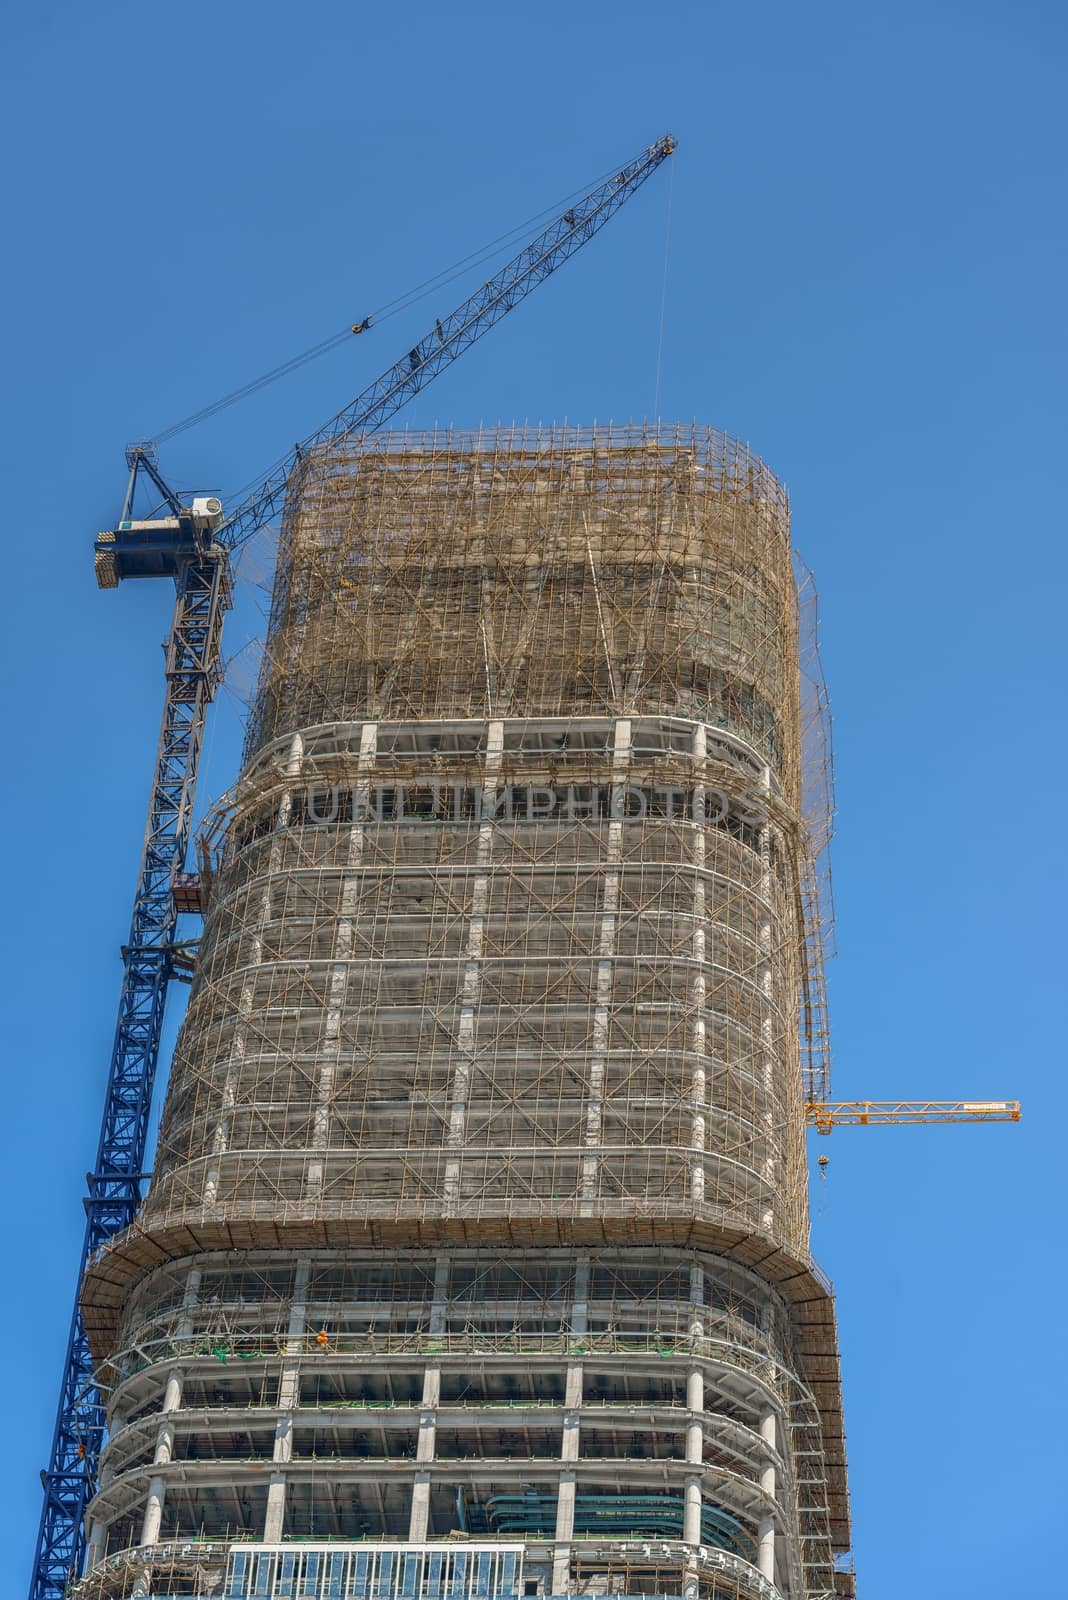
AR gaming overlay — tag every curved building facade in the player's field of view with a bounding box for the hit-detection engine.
[79,427,850,1600]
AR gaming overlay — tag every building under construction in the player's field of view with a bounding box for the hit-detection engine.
[75,424,851,1600]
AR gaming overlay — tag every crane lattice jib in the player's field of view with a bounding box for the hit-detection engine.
[29,134,674,1600]
[29,553,227,1600]
[218,134,676,554]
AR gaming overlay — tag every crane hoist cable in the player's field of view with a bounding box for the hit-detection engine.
[149,153,632,448]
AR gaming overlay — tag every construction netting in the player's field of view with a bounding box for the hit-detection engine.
[135,426,831,1262]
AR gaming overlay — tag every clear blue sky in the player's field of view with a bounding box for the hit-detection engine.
[2,2,1065,1594]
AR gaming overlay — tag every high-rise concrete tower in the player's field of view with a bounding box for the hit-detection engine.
[78,426,851,1600]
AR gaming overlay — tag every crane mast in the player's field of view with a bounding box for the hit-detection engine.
[30,135,675,1600]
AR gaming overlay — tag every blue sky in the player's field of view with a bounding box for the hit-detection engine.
[2,2,1065,1595]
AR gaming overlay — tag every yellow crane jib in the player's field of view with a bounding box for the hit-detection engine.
[806,1099,1021,1134]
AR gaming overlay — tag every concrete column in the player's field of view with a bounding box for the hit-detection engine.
[139,1367,183,1546]
[140,1478,166,1549]
[683,1473,703,1548]
[139,1369,185,1542]
[307,722,377,1201]
[85,1519,107,1572]
[682,1261,706,1594]
[422,1366,442,1407]
[139,1267,201,1547]
[683,1365,704,1546]
[427,1253,450,1347]
[757,763,777,1234]
[552,1473,577,1593]
[424,1251,449,1394]
[757,1407,777,1582]
[409,1255,449,1541]
[552,1257,589,1593]
[688,1263,705,1341]
[204,732,303,1205]
[689,725,708,1208]
[443,720,503,1212]
[564,1258,590,1416]
[408,1388,437,1540]
[263,1256,310,1543]
[582,719,630,1210]
[409,1473,432,1543]
[757,1518,776,1583]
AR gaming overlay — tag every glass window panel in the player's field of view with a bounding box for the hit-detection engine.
[276,1551,297,1598]
[326,1551,347,1600]
[226,1551,250,1599]
[375,1550,395,1597]
[349,1551,371,1600]
[401,1551,421,1597]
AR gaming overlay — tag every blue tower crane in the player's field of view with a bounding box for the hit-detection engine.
[28,133,675,1600]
